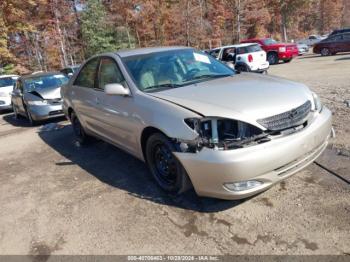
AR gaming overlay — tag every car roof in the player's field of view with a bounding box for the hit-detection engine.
[218,43,258,49]
[0,74,19,78]
[20,72,65,80]
[114,46,193,58]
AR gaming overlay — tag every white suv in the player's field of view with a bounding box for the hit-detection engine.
[0,75,19,111]
[208,43,269,73]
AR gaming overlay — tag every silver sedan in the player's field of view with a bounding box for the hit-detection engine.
[62,47,332,200]
[11,72,68,125]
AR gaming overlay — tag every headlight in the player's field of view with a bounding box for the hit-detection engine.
[184,117,269,150]
[0,92,8,97]
[312,92,322,112]
[279,47,286,52]
[27,100,48,106]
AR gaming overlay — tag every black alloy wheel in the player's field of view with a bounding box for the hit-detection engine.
[146,133,192,194]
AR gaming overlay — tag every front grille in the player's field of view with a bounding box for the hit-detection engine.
[49,110,63,116]
[257,100,311,131]
[47,98,62,105]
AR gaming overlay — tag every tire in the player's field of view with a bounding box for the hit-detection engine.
[235,64,249,73]
[283,58,292,63]
[26,109,37,126]
[267,52,279,65]
[71,112,90,144]
[145,133,192,194]
[321,48,330,56]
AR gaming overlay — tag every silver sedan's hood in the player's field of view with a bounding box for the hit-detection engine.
[149,73,313,127]
[27,86,62,100]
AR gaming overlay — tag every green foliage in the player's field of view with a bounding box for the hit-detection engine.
[0,63,15,74]
[80,0,135,58]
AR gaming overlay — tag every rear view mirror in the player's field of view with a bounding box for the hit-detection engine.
[105,83,130,96]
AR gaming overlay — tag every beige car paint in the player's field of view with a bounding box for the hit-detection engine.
[62,47,332,199]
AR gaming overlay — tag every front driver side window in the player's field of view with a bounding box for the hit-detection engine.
[98,58,125,89]
[74,58,99,88]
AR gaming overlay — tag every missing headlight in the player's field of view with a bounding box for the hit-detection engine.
[184,117,270,150]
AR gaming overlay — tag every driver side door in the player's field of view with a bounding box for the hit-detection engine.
[95,57,139,155]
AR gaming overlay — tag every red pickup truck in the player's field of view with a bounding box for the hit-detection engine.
[240,38,299,65]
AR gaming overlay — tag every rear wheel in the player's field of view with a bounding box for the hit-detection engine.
[283,58,292,63]
[145,133,192,194]
[321,48,330,56]
[267,52,279,65]
[235,64,249,73]
[71,112,90,144]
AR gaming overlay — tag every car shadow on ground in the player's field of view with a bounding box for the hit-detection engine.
[335,56,350,61]
[298,52,350,60]
[38,124,245,212]
[2,113,66,128]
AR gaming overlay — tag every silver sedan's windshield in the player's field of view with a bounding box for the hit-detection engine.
[24,74,69,92]
[122,49,234,92]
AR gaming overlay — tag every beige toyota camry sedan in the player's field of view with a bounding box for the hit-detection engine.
[62,47,332,200]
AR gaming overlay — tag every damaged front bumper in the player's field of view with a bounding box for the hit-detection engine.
[173,107,332,200]
[28,103,64,121]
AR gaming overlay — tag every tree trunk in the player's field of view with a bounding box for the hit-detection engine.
[236,0,241,43]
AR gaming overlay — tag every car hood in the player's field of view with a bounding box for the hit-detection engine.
[26,86,62,100]
[0,85,14,95]
[148,74,313,128]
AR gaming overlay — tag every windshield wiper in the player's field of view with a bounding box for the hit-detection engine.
[143,83,182,92]
[190,74,232,81]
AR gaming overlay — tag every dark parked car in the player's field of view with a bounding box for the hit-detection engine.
[329,28,350,36]
[313,33,350,56]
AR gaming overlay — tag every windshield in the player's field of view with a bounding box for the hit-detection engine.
[23,74,69,92]
[263,38,278,45]
[0,77,17,88]
[122,49,234,92]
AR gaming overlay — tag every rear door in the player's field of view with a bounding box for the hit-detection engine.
[71,57,102,133]
[340,33,350,52]
[327,34,343,53]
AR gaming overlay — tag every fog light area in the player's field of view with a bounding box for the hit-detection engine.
[224,180,263,192]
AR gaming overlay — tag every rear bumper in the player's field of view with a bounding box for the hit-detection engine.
[279,51,298,60]
[250,61,270,72]
[174,107,332,200]
[28,104,64,121]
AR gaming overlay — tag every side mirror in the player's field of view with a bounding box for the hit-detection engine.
[105,83,130,96]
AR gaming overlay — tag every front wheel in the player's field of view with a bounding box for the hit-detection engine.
[321,48,330,56]
[283,58,292,63]
[145,133,192,194]
[26,109,37,126]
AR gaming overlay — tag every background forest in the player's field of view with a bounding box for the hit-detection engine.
[0,0,349,74]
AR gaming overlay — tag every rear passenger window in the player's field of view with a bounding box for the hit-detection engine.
[74,58,99,88]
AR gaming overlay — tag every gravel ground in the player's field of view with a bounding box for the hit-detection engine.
[0,53,349,256]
